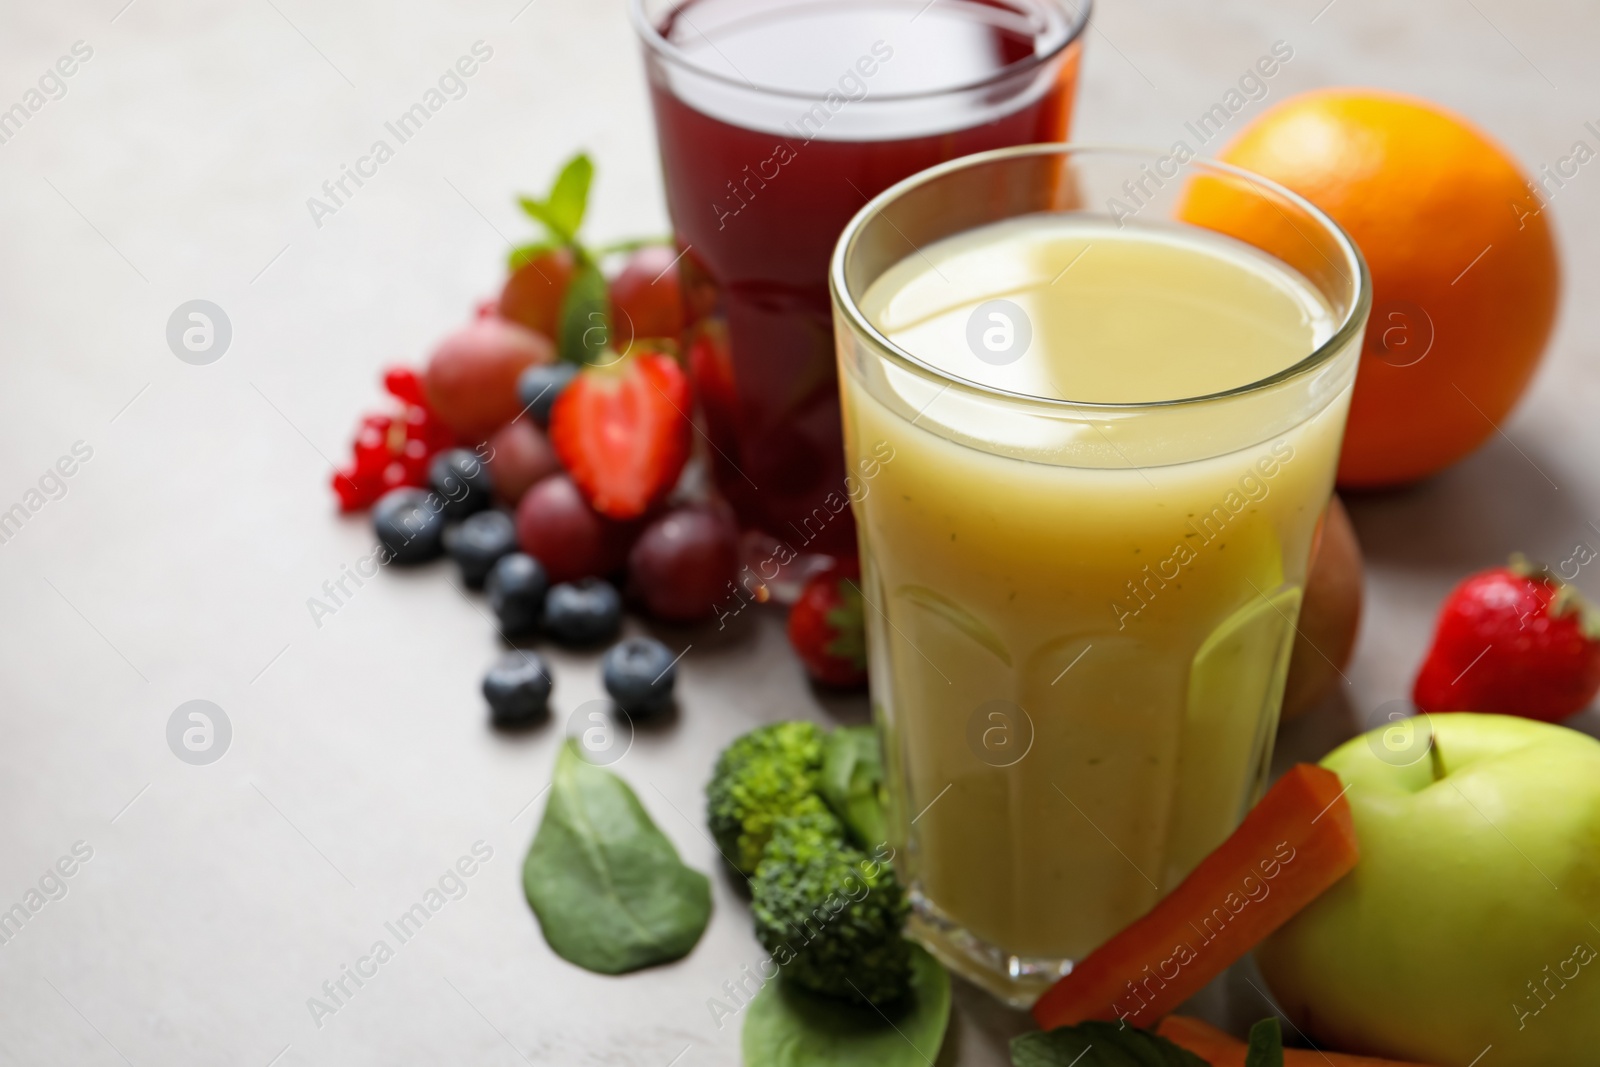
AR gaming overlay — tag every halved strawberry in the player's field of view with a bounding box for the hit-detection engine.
[547,349,692,520]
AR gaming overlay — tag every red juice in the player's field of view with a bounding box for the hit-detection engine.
[636,0,1088,555]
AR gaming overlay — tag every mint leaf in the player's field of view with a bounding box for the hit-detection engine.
[820,725,887,851]
[545,153,593,234]
[522,739,712,974]
[517,197,568,242]
[1011,1022,1210,1067]
[557,259,611,364]
[519,153,593,243]
[741,943,950,1067]
[1245,1018,1284,1067]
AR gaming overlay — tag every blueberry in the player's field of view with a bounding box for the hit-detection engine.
[486,553,548,636]
[373,488,445,565]
[543,579,622,645]
[602,637,678,716]
[429,448,493,520]
[482,651,553,726]
[443,510,517,589]
[517,363,579,428]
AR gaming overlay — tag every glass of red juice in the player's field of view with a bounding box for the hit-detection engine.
[631,0,1090,559]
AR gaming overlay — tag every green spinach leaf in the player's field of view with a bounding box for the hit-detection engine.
[819,725,887,851]
[523,739,711,974]
[742,942,950,1067]
[1244,1018,1284,1067]
[1011,1021,1210,1067]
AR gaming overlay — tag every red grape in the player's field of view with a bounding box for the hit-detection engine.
[515,474,638,584]
[609,245,685,349]
[627,504,740,623]
[487,418,562,506]
[499,248,574,341]
[423,319,552,441]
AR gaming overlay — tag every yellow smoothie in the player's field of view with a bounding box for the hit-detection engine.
[837,215,1357,999]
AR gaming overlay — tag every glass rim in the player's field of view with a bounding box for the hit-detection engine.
[627,0,1093,104]
[829,142,1373,414]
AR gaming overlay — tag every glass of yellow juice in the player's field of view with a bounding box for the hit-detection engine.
[829,145,1370,1005]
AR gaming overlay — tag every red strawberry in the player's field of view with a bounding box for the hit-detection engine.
[1412,554,1600,722]
[548,349,692,521]
[788,560,869,688]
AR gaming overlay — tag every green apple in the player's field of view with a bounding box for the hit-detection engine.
[1256,713,1600,1066]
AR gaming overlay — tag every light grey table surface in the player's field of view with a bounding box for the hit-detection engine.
[2,0,1596,1064]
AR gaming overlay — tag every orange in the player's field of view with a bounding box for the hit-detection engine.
[1185,89,1560,488]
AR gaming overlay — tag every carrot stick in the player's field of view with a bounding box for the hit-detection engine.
[1032,764,1359,1031]
[1156,1016,1438,1067]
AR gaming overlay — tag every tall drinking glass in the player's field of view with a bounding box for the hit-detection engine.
[631,0,1090,558]
[830,145,1370,1004]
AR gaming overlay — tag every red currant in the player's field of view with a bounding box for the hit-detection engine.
[353,426,389,475]
[400,438,431,484]
[331,469,359,510]
[332,468,380,512]
[383,366,427,407]
[332,367,461,512]
[403,405,433,441]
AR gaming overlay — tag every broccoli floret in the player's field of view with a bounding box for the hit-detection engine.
[751,809,911,1006]
[819,724,888,851]
[706,721,829,875]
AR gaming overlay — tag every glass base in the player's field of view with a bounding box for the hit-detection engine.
[907,888,1074,1009]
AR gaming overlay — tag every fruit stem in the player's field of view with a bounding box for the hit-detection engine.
[593,236,672,256]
